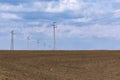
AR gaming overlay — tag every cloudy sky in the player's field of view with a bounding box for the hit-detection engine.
[0,0,120,50]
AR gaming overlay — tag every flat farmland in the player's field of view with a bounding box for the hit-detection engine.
[0,50,120,80]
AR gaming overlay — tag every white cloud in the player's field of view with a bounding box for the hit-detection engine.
[80,24,120,39]
[0,0,119,40]
[0,0,84,13]
[1,23,120,40]
[27,21,40,25]
[0,0,113,19]
[0,13,22,20]
[46,0,84,13]
[0,3,40,12]
[114,0,120,3]
[114,9,120,18]
[56,24,120,40]
[71,17,92,23]
[0,3,24,12]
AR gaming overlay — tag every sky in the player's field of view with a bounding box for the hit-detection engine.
[0,0,120,50]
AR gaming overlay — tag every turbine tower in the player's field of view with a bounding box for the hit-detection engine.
[10,30,14,50]
[53,22,57,50]
[49,44,51,49]
[37,40,40,49]
[43,42,46,49]
[27,36,30,49]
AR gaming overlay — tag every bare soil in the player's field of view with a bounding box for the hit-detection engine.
[0,50,120,80]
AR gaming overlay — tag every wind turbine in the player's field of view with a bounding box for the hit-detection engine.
[43,42,46,49]
[37,39,40,49]
[49,44,51,49]
[27,36,30,49]
[10,30,14,50]
[53,22,57,50]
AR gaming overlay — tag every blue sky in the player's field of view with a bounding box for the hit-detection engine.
[0,0,120,50]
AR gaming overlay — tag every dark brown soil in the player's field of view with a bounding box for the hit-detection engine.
[0,50,120,80]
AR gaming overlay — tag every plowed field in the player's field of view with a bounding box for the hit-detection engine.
[0,50,120,80]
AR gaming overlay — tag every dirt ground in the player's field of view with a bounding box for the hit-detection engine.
[0,50,120,80]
